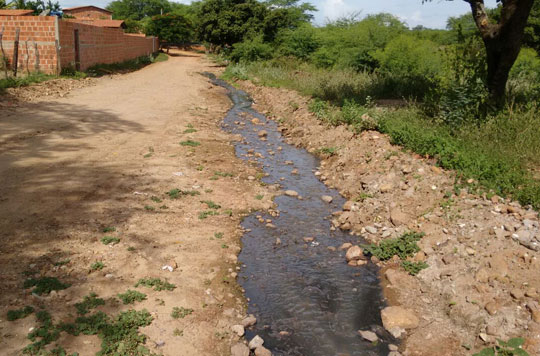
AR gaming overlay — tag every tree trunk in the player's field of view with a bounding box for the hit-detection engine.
[466,0,534,106]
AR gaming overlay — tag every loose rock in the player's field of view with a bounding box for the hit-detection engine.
[249,335,264,350]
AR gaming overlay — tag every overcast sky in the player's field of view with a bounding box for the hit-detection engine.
[61,0,499,29]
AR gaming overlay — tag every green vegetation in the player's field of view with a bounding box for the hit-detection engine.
[180,140,201,147]
[401,261,429,276]
[363,232,424,261]
[118,290,147,304]
[184,128,197,134]
[91,261,105,271]
[53,259,70,267]
[101,236,120,245]
[75,293,106,315]
[7,306,34,321]
[103,227,116,233]
[214,232,224,239]
[144,205,156,211]
[171,306,194,319]
[201,200,221,209]
[166,188,201,199]
[199,210,219,219]
[0,73,55,94]
[315,147,338,156]
[255,194,264,200]
[23,277,70,295]
[135,277,176,291]
[151,196,162,203]
[473,338,529,356]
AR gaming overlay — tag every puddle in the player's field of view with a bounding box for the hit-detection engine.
[204,73,391,356]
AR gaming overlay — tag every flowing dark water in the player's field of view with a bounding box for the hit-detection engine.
[204,73,390,356]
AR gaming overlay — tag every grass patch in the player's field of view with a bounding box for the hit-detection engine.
[53,259,70,267]
[23,277,70,295]
[201,200,221,209]
[144,205,155,211]
[401,261,429,276]
[315,147,338,156]
[101,236,120,245]
[199,210,219,219]
[473,337,529,356]
[118,290,147,305]
[91,261,105,271]
[151,196,162,203]
[7,306,34,321]
[214,232,224,239]
[171,307,194,319]
[166,188,200,199]
[102,227,116,233]
[183,128,197,134]
[153,52,169,62]
[214,171,234,177]
[363,231,424,261]
[0,73,55,93]
[179,140,201,147]
[75,293,105,315]
[135,277,176,291]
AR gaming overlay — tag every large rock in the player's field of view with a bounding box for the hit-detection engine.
[358,330,378,342]
[231,343,250,356]
[381,306,419,331]
[249,335,264,350]
[241,315,257,328]
[345,246,363,262]
[231,324,245,337]
[255,346,272,356]
[284,190,299,197]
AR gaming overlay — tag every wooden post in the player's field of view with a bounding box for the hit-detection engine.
[0,26,8,79]
[74,29,80,71]
[25,40,30,75]
[34,42,40,72]
[54,39,61,75]
[12,28,20,77]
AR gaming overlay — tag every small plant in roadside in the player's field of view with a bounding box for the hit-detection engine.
[180,140,201,147]
[144,205,155,211]
[173,328,183,336]
[135,277,176,291]
[214,232,224,239]
[24,277,70,295]
[221,244,229,249]
[214,171,233,177]
[223,209,233,217]
[199,210,219,219]
[91,261,105,271]
[7,306,34,321]
[401,261,428,276]
[197,165,204,171]
[255,194,264,200]
[473,338,529,356]
[127,246,136,252]
[101,236,120,245]
[75,293,105,315]
[183,128,197,134]
[103,227,116,233]
[53,259,70,267]
[315,147,338,156]
[171,307,193,319]
[201,200,221,209]
[160,205,169,209]
[118,290,147,304]
[151,196,162,203]
[166,188,200,199]
[363,231,424,261]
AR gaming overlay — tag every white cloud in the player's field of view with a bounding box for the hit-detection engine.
[320,0,353,22]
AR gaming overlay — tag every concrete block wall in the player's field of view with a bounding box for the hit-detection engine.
[0,16,158,75]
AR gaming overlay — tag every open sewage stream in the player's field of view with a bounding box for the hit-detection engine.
[204,73,392,356]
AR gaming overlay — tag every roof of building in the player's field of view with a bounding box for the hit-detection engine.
[63,5,112,13]
[0,9,34,16]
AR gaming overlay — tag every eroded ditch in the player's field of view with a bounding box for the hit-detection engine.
[204,73,391,356]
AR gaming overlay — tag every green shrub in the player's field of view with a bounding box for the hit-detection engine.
[401,261,429,275]
[277,23,320,60]
[363,231,424,261]
[23,277,70,295]
[135,277,176,291]
[230,36,273,63]
[171,306,193,319]
[7,306,34,321]
[101,236,120,245]
[75,293,105,315]
[118,290,147,304]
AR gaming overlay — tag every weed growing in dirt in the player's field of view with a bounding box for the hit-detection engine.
[135,277,176,291]
[23,310,60,354]
[91,261,105,271]
[103,227,116,233]
[315,147,338,156]
[24,277,70,295]
[173,328,183,336]
[183,128,197,134]
[202,200,221,209]
[197,165,204,171]
[151,196,162,203]
[214,232,224,239]
[214,171,234,177]
[354,193,373,202]
[199,210,219,219]
[171,307,194,319]
[401,261,429,276]
[53,259,70,267]
[160,205,169,209]
[255,194,264,200]
[101,236,120,245]
[75,293,105,315]
[473,337,529,356]
[144,205,155,211]
[363,231,424,261]
[118,290,147,304]
[180,140,201,147]
[127,246,136,252]
[7,306,34,321]
[166,188,200,199]
[221,244,229,249]
[223,209,233,217]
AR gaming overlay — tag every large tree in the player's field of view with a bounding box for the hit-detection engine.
[461,0,534,105]
[145,13,193,50]
[106,0,172,20]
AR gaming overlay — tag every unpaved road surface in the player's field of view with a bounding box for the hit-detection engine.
[0,52,271,355]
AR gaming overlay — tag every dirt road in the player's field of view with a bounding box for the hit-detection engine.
[0,52,271,355]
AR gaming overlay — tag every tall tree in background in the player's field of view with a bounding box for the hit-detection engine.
[463,0,534,105]
[145,13,193,51]
[106,0,171,20]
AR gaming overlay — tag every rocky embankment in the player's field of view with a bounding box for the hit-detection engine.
[238,80,540,356]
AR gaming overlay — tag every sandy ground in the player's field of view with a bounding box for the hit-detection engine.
[239,80,540,356]
[0,51,272,355]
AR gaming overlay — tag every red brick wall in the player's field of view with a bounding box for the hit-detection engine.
[58,20,158,71]
[0,16,158,75]
[63,9,112,20]
[0,16,58,74]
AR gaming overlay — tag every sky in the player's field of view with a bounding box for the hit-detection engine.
[61,0,499,29]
